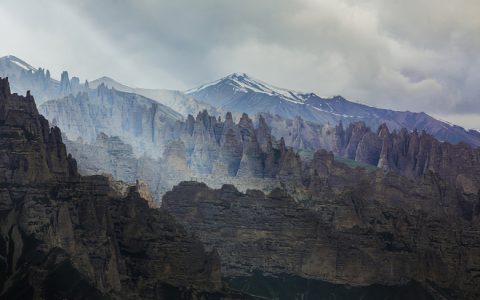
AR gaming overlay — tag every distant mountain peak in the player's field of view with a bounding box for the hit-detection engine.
[90,76,135,92]
[187,72,307,104]
[0,55,37,72]
[95,75,115,81]
[227,72,249,79]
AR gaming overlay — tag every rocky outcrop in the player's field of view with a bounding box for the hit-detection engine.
[0,77,235,299]
[262,113,480,194]
[347,124,480,194]
[0,56,89,104]
[60,71,71,95]
[213,127,243,177]
[157,110,303,180]
[0,78,78,184]
[163,140,189,175]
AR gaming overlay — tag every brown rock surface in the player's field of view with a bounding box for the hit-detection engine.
[163,151,480,299]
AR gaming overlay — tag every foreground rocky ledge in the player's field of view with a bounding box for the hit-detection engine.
[163,181,480,300]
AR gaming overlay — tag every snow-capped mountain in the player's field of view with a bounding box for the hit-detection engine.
[186,72,308,104]
[187,73,480,147]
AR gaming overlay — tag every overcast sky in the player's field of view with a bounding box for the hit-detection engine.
[0,0,479,129]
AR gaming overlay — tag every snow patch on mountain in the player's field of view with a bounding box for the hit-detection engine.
[187,73,307,104]
[2,55,37,71]
[310,105,359,118]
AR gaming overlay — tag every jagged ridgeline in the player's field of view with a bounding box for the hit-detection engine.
[57,102,480,207]
[3,55,480,149]
[0,77,250,299]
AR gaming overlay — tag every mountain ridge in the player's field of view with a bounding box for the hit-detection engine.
[187,73,480,147]
[88,75,219,117]
[1,55,479,147]
[39,84,183,158]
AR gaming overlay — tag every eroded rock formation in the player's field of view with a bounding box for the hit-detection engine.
[262,114,480,194]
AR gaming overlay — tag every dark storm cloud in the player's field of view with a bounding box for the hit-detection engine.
[0,0,479,128]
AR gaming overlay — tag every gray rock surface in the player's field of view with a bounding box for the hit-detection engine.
[39,84,183,158]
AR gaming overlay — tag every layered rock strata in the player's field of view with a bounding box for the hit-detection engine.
[163,153,480,299]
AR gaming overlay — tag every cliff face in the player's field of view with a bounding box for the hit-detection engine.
[63,133,172,203]
[338,123,480,194]
[0,78,226,299]
[89,76,220,118]
[180,110,480,198]
[162,157,480,299]
[164,111,302,180]
[263,114,480,195]
[60,108,480,209]
[39,84,183,158]
[0,78,78,184]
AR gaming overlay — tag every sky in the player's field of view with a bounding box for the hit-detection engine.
[0,0,479,129]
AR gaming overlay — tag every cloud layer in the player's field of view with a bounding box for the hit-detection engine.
[0,0,479,128]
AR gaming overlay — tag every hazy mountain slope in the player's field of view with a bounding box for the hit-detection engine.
[187,73,480,147]
[62,109,480,206]
[0,55,87,104]
[90,76,219,117]
[3,55,479,148]
[39,84,183,158]
[0,55,217,120]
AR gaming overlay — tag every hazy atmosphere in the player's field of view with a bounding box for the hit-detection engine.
[1,0,479,129]
[2,2,480,299]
